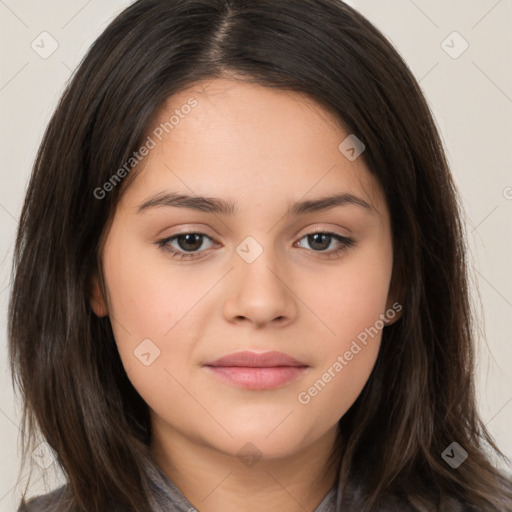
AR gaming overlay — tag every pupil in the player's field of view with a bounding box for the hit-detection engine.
[179,234,202,251]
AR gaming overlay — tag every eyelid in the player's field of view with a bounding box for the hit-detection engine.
[295,224,351,238]
[155,226,355,261]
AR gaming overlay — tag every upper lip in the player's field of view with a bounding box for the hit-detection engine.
[204,350,308,368]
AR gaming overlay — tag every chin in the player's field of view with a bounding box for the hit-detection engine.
[208,425,315,461]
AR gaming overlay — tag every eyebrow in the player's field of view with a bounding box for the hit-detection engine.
[136,191,373,216]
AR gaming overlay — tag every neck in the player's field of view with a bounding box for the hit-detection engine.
[150,417,340,512]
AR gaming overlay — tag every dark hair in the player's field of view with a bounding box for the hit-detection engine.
[9,0,512,510]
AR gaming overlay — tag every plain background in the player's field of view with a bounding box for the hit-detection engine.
[0,0,511,509]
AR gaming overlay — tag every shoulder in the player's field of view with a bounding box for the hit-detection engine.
[17,484,74,512]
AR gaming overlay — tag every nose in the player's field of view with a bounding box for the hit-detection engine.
[222,246,298,328]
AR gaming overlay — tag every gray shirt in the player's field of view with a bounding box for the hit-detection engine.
[19,453,482,511]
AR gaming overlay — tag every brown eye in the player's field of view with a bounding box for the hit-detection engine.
[157,232,216,260]
[174,233,205,251]
[296,232,355,254]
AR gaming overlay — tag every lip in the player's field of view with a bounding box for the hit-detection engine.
[203,350,309,390]
[205,350,307,368]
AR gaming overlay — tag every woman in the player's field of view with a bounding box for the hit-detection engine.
[9,0,512,510]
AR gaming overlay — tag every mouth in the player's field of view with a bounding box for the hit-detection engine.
[202,350,310,390]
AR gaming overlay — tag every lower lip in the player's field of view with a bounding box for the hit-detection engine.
[204,366,309,390]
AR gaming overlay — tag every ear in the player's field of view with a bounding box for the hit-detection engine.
[383,269,404,326]
[383,297,403,326]
[89,271,108,317]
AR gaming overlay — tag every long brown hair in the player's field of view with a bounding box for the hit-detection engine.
[9,0,512,510]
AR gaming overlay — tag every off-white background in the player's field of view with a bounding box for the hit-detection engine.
[0,1,511,510]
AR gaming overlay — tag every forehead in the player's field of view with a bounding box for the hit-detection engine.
[121,78,386,217]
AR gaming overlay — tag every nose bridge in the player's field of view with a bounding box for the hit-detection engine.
[223,234,297,326]
[235,233,286,298]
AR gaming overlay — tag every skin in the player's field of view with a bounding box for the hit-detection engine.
[90,77,401,512]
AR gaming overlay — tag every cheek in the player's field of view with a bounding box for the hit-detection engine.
[100,239,214,389]
[102,238,213,339]
[296,340,380,432]
[101,259,206,415]
[296,278,388,427]
[293,244,391,421]
[308,244,392,352]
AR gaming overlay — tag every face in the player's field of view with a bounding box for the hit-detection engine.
[91,77,399,461]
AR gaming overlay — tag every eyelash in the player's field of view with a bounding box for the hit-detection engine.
[155,230,356,261]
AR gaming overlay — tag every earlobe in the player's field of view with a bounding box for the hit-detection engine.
[89,273,108,317]
[383,299,403,326]
[384,265,405,325]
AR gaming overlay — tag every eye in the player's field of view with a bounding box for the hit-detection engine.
[156,232,216,260]
[156,230,356,261]
[295,231,355,258]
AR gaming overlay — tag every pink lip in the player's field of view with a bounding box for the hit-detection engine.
[205,350,307,367]
[203,350,309,390]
